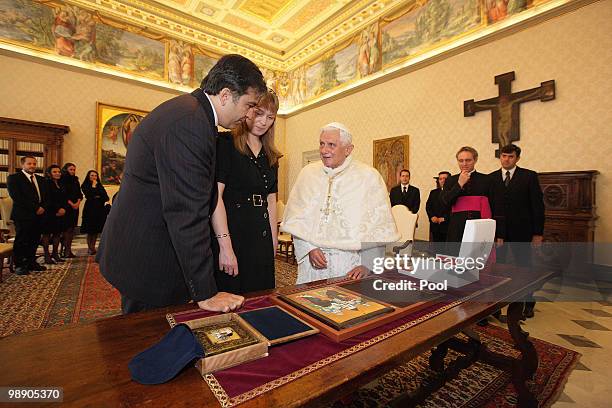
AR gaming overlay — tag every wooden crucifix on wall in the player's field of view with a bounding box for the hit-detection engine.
[464,71,555,157]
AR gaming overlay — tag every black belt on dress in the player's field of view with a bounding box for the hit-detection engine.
[224,191,268,208]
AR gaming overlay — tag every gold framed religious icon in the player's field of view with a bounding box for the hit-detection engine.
[169,313,269,375]
[279,286,393,330]
[192,320,259,357]
[373,135,409,191]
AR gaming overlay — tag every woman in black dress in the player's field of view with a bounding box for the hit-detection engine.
[60,163,82,258]
[212,90,282,294]
[41,165,67,264]
[81,170,109,255]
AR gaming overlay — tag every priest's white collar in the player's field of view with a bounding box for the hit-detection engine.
[323,155,353,176]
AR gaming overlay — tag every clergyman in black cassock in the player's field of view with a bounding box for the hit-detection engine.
[440,147,494,256]
[426,171,451,246]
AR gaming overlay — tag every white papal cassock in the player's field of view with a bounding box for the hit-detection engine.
[281,156,400,283]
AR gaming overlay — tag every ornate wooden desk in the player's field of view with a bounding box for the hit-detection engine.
[0,265,554,407]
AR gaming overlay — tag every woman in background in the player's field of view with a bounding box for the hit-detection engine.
[61,162,82,258]
[211,89,282,294]
[41,165,67,264]
[80,170,109,255]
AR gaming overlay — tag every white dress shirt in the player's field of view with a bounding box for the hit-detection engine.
[204,93,219,126]
[22,169,40,202]
[501,166,517,182]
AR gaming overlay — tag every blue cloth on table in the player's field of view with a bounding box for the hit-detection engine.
[129,323,204,385]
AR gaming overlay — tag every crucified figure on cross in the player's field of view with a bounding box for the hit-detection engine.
[464,71,555,157]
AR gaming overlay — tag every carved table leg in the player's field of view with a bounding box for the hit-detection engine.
[429,342,449,372]
[506,301,539,408]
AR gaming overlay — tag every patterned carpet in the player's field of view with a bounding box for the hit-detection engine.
[0,255,578,407]
[0,256,121,336]
[327,326,579,408]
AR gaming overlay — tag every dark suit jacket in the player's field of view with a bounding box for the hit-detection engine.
[7,172,46,221]
[425,188,450,235]
[489,167,545,242]
[389,184,420,213]
[98,89,218,307]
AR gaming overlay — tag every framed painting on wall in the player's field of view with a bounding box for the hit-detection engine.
[373,135,409,191]
[96,103,149,185]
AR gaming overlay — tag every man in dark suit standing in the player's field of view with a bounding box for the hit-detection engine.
[98,54,267,314]
[490,144,545,318]
[426,171,451,247]
[7,155,47,275]
[389,169,420,214]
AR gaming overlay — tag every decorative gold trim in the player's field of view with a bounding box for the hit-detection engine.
[279,0,596,116]
[166,313,177,328]
[0,0,596,116]
[204,287,502,407]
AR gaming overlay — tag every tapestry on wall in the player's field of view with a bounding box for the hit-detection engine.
[373,135,409,192]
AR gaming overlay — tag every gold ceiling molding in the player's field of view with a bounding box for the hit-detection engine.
[64,0,410,70]
[282,0,407,68]
[0,0,594,116]
[68,0,286,67]
[238,0,295,23]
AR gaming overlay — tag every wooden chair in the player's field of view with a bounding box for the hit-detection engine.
[0,197,15,239]
[0,197,15,281]
[277,233,295,264]
[0,230,14,282]
[276,201,295,263]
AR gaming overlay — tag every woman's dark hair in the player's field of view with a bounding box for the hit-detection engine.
[201,54,266,98]
[61,162,76,174]
[82,170,100,187]
[45,164,62,179]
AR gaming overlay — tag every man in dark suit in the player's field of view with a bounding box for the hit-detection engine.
[7,155,47,275]
[98,54,267,314]
[389,169,420,214]
[426,171,451,248]
[490,144,545,318]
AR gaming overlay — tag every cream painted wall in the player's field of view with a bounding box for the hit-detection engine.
[275,117,287,203]
[0,51,181,200]
[281,0,612,254]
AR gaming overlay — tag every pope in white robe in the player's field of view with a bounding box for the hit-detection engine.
[281,122,400,284]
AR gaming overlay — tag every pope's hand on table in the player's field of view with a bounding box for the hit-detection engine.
[347,265,369,280]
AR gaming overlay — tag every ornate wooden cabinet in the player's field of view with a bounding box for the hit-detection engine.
[0,117,69,197]
[538,170,598,242]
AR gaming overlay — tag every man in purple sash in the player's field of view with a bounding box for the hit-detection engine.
[441,146,496,326]
[440,146,494,245]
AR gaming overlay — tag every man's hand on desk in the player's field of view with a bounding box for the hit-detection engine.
[198,292,244,313]
[347,266,369,280]
[309,248,328,269]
